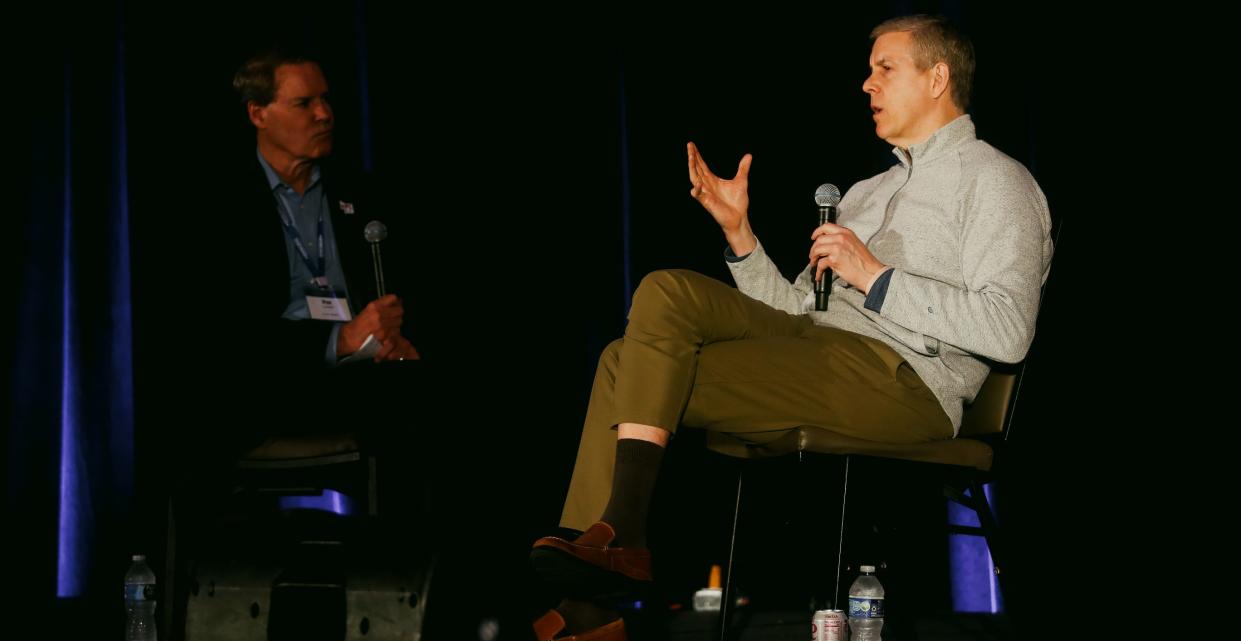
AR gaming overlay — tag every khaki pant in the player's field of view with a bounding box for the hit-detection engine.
[560,270,953,530]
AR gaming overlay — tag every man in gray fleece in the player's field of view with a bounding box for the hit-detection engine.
[529,15,1052,640]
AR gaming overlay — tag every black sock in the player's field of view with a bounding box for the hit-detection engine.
[557,598,618,635]
[599,437,665,548]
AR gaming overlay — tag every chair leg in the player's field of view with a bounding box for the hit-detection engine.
[718,467,744,641]
[969,480,1009,607]
[367,455,379,517]
[163,495,177,641]
[833,456,851,610]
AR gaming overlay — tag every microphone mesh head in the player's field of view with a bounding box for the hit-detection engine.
[364,220,388,243]
[814,183,841,207]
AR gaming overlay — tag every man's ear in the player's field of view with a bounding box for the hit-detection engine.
[930,62,951,100]
[247,101,267,129]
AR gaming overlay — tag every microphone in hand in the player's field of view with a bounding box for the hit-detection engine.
[364,220,388,297]
[813,183,840,311]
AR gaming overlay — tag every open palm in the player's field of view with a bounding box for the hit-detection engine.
[687,141,751,234]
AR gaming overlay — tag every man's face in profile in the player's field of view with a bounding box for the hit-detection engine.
[863,31,938,148]
[251,62,334,162]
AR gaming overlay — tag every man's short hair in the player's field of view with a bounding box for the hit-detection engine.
[871,15,975,111]
[232,50,317,107]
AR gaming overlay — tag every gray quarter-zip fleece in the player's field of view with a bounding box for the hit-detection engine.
[727,115,1053,434]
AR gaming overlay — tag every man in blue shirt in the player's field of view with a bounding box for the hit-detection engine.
[153,50,432,639]
[234,51,419,367]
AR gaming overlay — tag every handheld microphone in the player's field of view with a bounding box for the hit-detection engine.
[364,220,388,298]
[813,183,841,311]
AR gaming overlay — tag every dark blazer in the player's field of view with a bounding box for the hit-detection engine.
[181,151,404,451]
[223,152,385,369]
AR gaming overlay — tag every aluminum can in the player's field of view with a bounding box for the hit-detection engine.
[812,609,846,641]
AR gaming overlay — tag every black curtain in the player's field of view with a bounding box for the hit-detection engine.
[7,1,136,634]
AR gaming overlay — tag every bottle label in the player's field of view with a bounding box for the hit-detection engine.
[124,583,155,601]
[848,596,885,619]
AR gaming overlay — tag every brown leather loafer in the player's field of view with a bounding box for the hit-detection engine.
[533,609,626,641]
[530,522,652,599]
[532,522,652,581]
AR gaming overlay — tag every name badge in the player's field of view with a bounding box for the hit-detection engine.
[305,286,352,322]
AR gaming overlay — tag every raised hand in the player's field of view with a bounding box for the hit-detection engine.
[688,142,757,255]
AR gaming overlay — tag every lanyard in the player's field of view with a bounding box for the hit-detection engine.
[274,193,327,287]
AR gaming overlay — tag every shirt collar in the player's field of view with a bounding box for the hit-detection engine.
[891,114,976,167]
[256,147,321,192]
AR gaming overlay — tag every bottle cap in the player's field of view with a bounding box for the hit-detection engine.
[860,565,875,573]
[132,554,146,562]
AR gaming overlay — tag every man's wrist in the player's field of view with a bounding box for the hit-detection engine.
[724,222,756,257]
[336,325,358,356]
[863,265,892,295]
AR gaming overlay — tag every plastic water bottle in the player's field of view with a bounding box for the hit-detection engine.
[124,554,157,641]
[847,565,884,641]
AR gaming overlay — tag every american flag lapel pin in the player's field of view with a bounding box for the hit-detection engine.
[339,200,355,214]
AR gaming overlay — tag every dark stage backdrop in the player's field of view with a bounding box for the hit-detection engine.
[7,2,1110,638]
